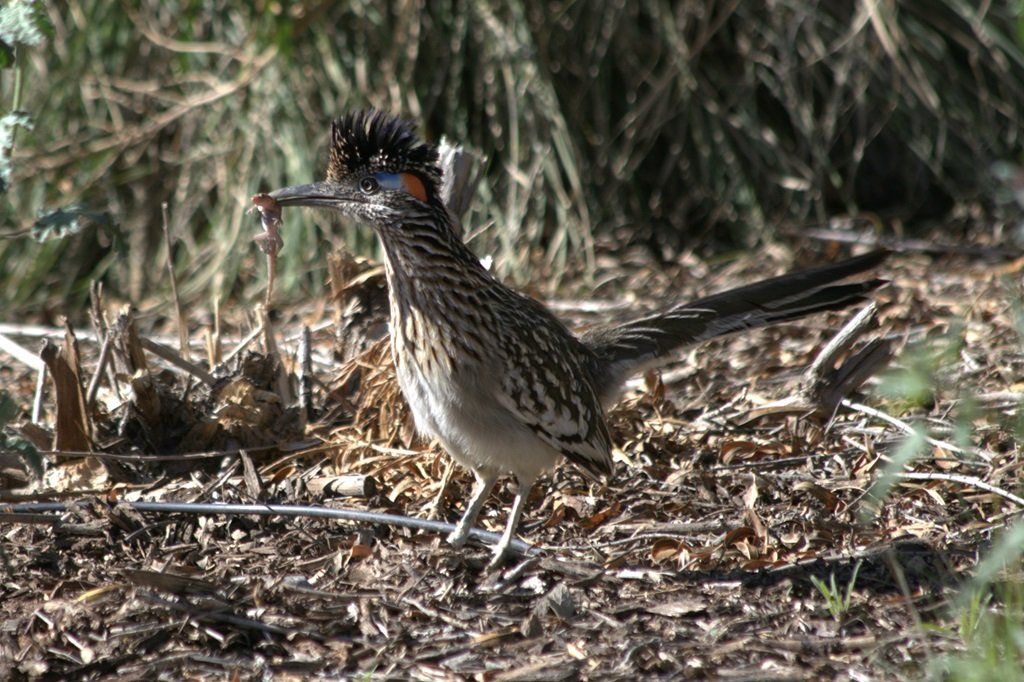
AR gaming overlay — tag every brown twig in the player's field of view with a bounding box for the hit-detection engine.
[85,334,113,410]
[88,281,122,403]
[304,474,379,498]
[15,48,278,173]
[205,294,222,368]
[0,331,45,371]
[842,399,996,462]
[38,325,93,454]
[35,440,320,462]
[160,201,189,361]
[223,323,264,364]
[794,226,1022,260]
[137,336,216,386]
[1,500,540,556]
[894,471,1024,508]
[430,459,457,519]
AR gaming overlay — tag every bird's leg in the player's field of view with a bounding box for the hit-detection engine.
[446,469,497,548]
[429,459,456,519]
[487,477,535,569]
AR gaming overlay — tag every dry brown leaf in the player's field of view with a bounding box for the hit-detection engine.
[720,440,759,463]
[932,446,960,471]
[579,500,621,530]
[350,543,373,560]
[39,330,92,455]
[46,456,107,491]
[734,538,758,560]
[794,481,840,512]
[650,539,684,563]
[742,558,781,570]
[541,503,567,529]
[722,526,757,547]
[269,464,297,485]
[743,476,759,509]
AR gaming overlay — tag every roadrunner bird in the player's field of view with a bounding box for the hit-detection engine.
[267,110,887,566]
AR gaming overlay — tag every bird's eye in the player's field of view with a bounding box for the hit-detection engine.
[359,176,380,194]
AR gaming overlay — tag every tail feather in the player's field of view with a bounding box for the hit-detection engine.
[580,250,889,406]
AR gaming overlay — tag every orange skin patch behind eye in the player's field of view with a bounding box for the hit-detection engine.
[401,173,428,202]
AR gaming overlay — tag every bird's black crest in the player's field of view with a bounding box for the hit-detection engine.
[327,110,440,192]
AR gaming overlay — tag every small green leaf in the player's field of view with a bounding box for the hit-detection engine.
[0,391,17,426]
[0,39,14,68]
[31,205,112,243]
[4,436,43,478]
[0,392,41,479]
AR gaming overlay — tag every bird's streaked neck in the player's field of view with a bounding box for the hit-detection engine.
[376,206,486,278]
[372,204,495,318]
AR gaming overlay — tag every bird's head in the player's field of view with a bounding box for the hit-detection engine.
[268,110,442,225]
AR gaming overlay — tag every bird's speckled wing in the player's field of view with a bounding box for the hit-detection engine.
[492,294,613,480]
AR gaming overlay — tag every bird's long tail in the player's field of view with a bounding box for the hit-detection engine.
[580,250,889,406]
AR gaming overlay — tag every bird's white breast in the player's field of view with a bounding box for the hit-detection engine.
[391,318,561,485]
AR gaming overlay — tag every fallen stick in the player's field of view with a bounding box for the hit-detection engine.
[1,499,539,557]
[894,471,1024,509]
[35,439,321,461]
[304,474,379,498]
[160,201,190,361]
[31,364,47,424]
[138,336,216,386]
[843,399,995,462]
[0,331,45,371]
[85,334,113,410]
[791,227,1022,260]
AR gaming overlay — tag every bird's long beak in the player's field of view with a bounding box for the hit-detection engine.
[268,182,343,209]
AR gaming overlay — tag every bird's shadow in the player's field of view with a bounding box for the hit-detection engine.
[488,537,962,601]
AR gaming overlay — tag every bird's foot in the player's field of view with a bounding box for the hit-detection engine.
[446,524,471,548]
[485,536,513,570]
[485,546,509,571]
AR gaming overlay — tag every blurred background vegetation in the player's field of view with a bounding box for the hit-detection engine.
[1,0,1024,317]
[3,5,1024,673]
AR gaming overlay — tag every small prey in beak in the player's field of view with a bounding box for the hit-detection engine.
[250,193,283,257]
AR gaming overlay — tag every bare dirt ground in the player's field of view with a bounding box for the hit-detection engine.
[1,243,1020,680]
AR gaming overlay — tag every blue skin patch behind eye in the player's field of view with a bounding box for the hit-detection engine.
[375,173,404,190]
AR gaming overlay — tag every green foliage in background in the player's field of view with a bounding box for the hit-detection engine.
[0,389,41,478]
[1,1,1024,314]
[866,296,1024,678]
[931,548,1024,679]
